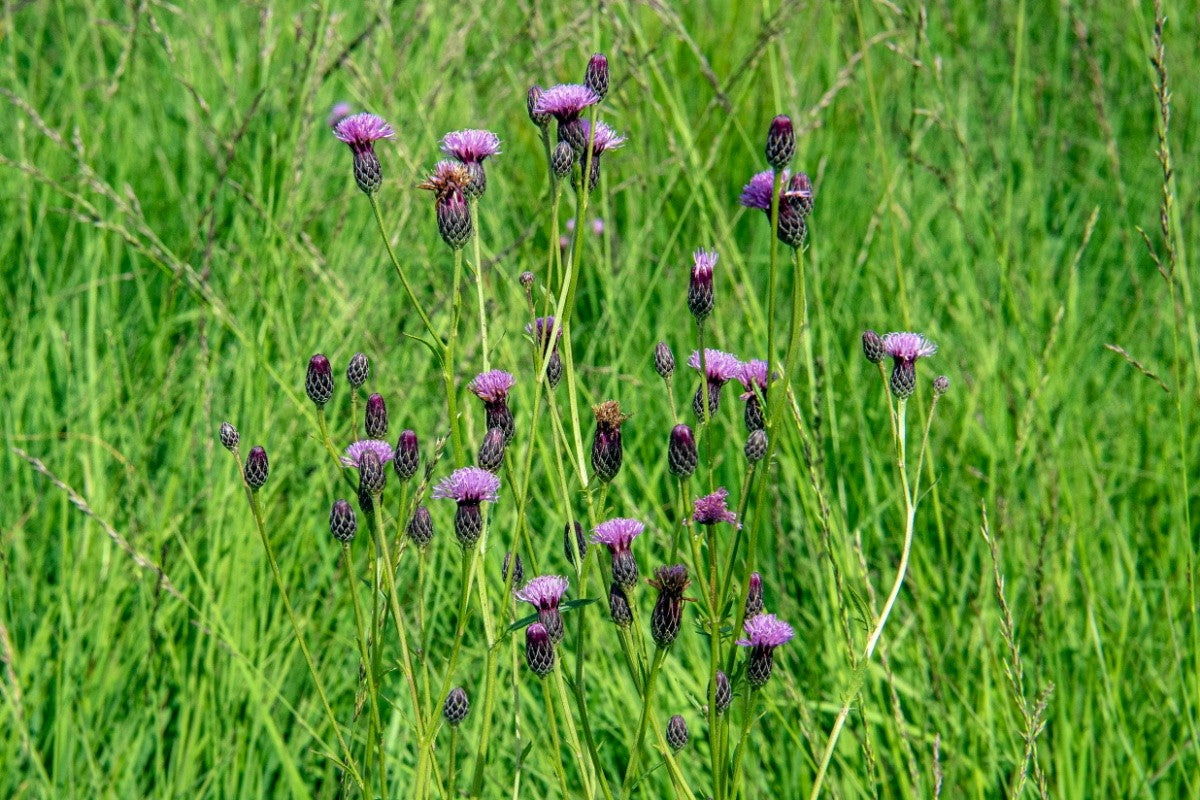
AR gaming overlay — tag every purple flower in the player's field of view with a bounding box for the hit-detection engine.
[692,488,739,527]
[736,613,795,649]
[591,518,646,551]
[441,129,502,164]
[432,466,501,504]
[341,439,396,468]
[515,575,569,611]
[738,169,785,211]
[737,359,772,400]
[327,102,353,128]
[882,332,938,363]
[532,84,601,122]
[579,119,627,154]
[688,248,717,321]
[688,349,742,385]
[591,218,605,236]
[525,317,561,350]
[333,112,395,151]
[468,370,516,404]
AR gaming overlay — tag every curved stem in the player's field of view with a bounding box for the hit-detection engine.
[368,194,439,342]
[554,665,598,799]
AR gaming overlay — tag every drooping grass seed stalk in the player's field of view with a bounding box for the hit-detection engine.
[235,461,366,796]
[343,544,388,800]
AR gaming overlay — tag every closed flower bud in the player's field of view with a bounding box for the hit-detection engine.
[692,382,722,419]
[347,352,370,388]
[551,141,575,179]
[547,350,563,388]
[329,499,358,543]
[687,249,717,322]
[649,565,690,648]
[527,85,551,129]
[745,572,765,619]
[455,504,483,547]
[219,422,239,452]
[667,424,698,478]
[666,715,689,751]
[502,551,525,590]
[765,114,795,170]
[443,687,470,727]
[245,446,269,490]
[861,330,885,364]
[933,375,950,395]
[584,53,609,100]
[436,188,473,250]
[564,520,588,567]
[358,449,386,496]
[525,623,555,677]
[394,430,420,481]
[776,201,807,248]
[591,401,629,483]
[745,429,768,463]
[654,341,676,379]
[608,581,632,627]
[520,270,535,290]
[407,504,434,549]
[478,427,507,473]
[306,354,334,406]
[715,671,732,715]
[365,393,388,438]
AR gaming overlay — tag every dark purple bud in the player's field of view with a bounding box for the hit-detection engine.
[715,671,732,715]
[519,270,535,290]
[437,188,473,250]
[358,448,386,496]
[608,581,632,627]
[934,375,950,395]
[613,549,641,590]
[219,422,239,452]
[525,623,555,677]
[478,427,507,473]
[557,118,587,154]
[862,330,885,364]
[692,382,722,420]
[347,352,370,388]
[687,249,717,322]
[485,403,515,444]
[394,430,420,481]
[443,687,470,727]
[527,85,551,129]
[776,201,807,248]
[745,572,765,619]
[502,551,525,590]
[747,648,777,688]
[654,342,675,379]
[306,354,334,406]
[464,161,487,199]
[546,350,563,388]
[551,141,575,179]
[330,499,358,543]
[666,714,689,751]
[649,564,690,648]
[745,429,768,463]
[564,521,588,567]
[586,155,602,193]
[365,393,388,438]
[584,53,609,100]
[765,114,795,170]
[455,503,484,548]
[244,446,269,490]
[539,607,565,643]
[668,424,698,478]
[744,394,765,432]
[591,401,628,483]
[890,361,917,399]
[787,171,815,216]
[357,486,374,517]
[407,504,434,549]
[353,150,383,195]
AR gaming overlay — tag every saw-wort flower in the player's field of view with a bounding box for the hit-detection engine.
[440,128,501,197]
[533,84,600,153]
[882,332,938,399]
[737,613,795,688]
[688,349,742,420]
[333,112,395,195]
[515,575,569,643]
[432,466,501,547]
[687,247,717,322]
[692,487,739,528]
[591,518,645,589]
[737,359,772,432]
[469,370,517,442]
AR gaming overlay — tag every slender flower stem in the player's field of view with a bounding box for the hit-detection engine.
[706,523,721,798]
[620,646,667,799]
[808,399,916,800]
[434,549,475,739]
[542,679,572,799]
[448,727,460,799]
[245,490,366,795]
[350,392,360,441]
[344,545,388,800]
[763,170,784,434]
[316,409,356,491]
[554,665,599,799]
[368,194,439,342]
[729,689,759,800]
[469,197,490,372]
[697,322,716,492]
[445,248,468,463]
[648,707,699,800]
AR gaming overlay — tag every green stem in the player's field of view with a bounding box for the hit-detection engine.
[729,690,759,800]
[620,647,667,799]
[697,321,716,492]
[542,679,572,799]
[448,727,459,799]
[246,490,366,795]
[554,665,599,799]
[368,194,439,342]
[470,197,490,373]
[344,545,388,800]
[445,248,467,464]
[317,409,356,491]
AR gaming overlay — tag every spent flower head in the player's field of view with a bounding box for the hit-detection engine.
[418,159,472,198]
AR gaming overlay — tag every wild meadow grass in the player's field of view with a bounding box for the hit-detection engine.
[2,1,1198,797]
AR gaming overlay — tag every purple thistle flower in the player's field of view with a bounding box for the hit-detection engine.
[432,466,501,504]
[327,102,353,128]
[738,169,784,211]
[883,331,938,399]
[688,349,742,384]
[333,113,395,195]
[737,613,795,688]
[533,83,600,122]
[441,129,502,164]
[692,487,739,528]
[515,575,569,610]
[579,119,627,155]
[591,518,645,589]
[470,370,516,441]
[341,439,396,468]
[688,247,717,322]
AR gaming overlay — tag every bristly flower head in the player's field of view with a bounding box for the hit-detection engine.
[692,488,739,527]
[738,169,785,211]
[418,159,472,198]
[329,499,358,543]
[341,439,396,468]
[688,349,742,385]
[883,331,938,399]
[688,248,717,321]
[441,129,502,164]
[649,564,691,647]
[654,341,676,379]
[591,518,646,551]
[432,466,501,504]
[591,400,630,483]
[579,119,627,155]
[737,359,771,399]
[533,84,601,122]
[667,424,698,478]
[469,370,516,404]
[245,446,269,489]
[306,354,334,407]
[525,622,555,677]
[515,575,569,610]
[525,317,561,351]
[333,113,395,195]
[219,421,239,452]
[737,612,795,687]
[443,687,470,727]
[862,330,886,364]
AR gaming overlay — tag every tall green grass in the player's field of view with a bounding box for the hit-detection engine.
[2,0,1197,797]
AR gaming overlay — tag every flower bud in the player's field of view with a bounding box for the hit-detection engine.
[650,565,690,648]
[347,352,370,388]
[478,427,507,473]
[527,85,551,129]
[564,520,588,567]
[329,499,358,543]
[219,422,239,452]
[667,424,698,478]
[245,446,269,490]
[666,715,689,752]
[715,671,732,715]
[584,53,609,100]
[502,551,525,590]
[394,430,420,481]
[861,330,885,364]
[745,572,764,619]
[365,393,388,438]
[358,449,386,496]
[519,270,535,290]
[608,581,632,627]
[551,141,575,179]
[525,623,555,677]
[407,504,434,549]
[654,341,675,379]
[745,429,768,463]
[591,401,629,483]
[765,114,795,170]
[437,188,473,250]
[306,354,334,406]
[443,687,470,727]
[934,375,950,395]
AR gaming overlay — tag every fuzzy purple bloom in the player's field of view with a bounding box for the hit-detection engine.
[737,612,795,687]
[515,575,569,610]
[432,466,501,504]
[469,370,516,404]
[533,84,601,121]
[592,518,645,589]
[737,359,771,400]
[693,488,739,527]
[342,439,396,468]
[738,169,784,211]
[333,112,395,150]
[441,129,502,164]
[688,349,742,385]
[882,332,938,362]
[579,119,627,155]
